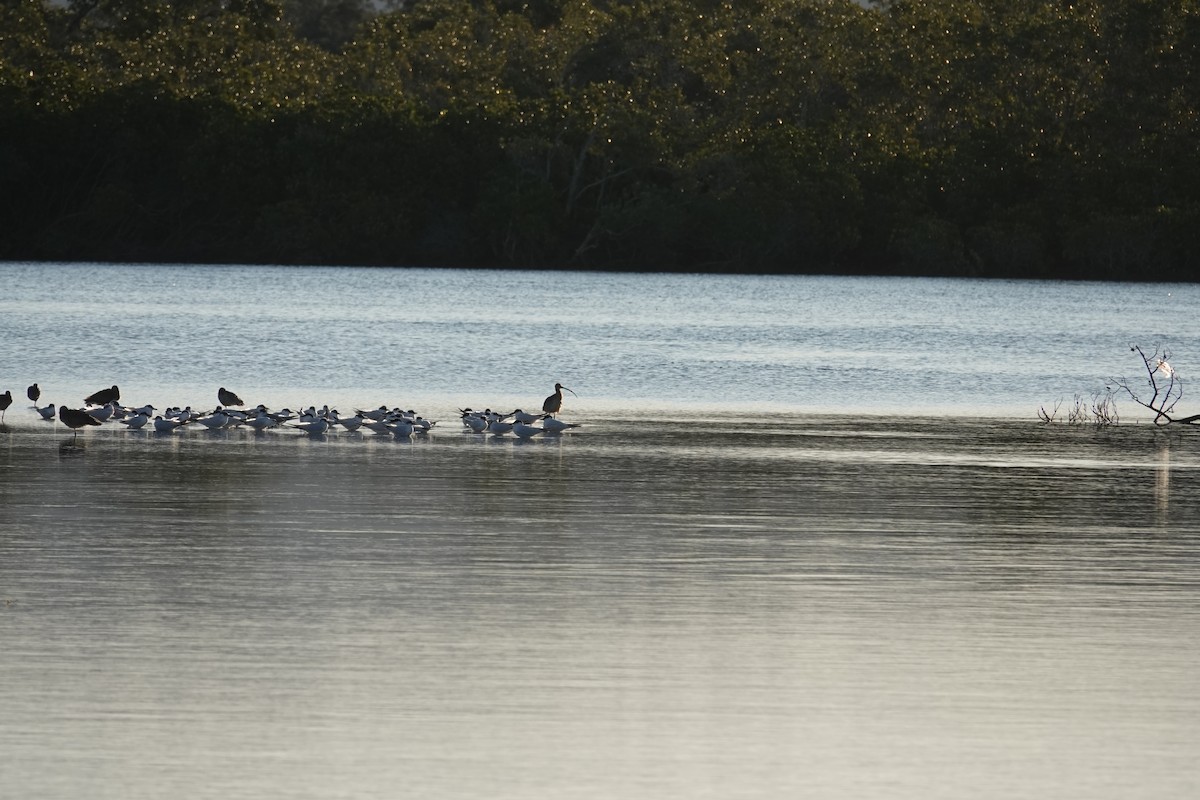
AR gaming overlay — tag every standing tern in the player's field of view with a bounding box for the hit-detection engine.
[246,411,281,430]
[87,402,116,422]
[362,419,393,435]
[511,409,545,424]
[513,421,544,439]
[542,417,581,433]
[153,415,188,433]
[290,417,329,435]
[335,414,365,432]
[195,410,231,430]
[119,412,151,430]
[488,419,514,436]
[461,412,488,433]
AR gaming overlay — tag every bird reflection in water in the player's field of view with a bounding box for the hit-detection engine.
[1155,437,1171,518]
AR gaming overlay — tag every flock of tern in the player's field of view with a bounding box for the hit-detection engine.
[1,382,583,443]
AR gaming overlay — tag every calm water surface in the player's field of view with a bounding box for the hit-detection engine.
[0,262,1197,417]
[1,263,1199,798]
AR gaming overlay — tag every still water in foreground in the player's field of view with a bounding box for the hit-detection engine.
[1,416,1198,799]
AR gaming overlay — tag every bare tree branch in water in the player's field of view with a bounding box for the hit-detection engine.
[1038,390,1118,426]
[1091,391,1119,425]
[1110,345,1200,425]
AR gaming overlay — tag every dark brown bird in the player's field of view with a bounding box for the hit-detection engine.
[0,390,11,422]
[59,405,102,442]
[27,383,40,403]
[541,382,577,416]
[217,387,244,407]
[84,385,120,406]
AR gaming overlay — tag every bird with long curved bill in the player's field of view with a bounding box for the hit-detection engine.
[542,383,577,416]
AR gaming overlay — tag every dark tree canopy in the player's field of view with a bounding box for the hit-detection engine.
[2,0,1197,278]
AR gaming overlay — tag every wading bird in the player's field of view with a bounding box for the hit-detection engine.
[0,390,11,421]
[542,383,577,416]
[59,405,102,442]
[27,383,40,403]
[217,387,244,407]
[84,385,120,406]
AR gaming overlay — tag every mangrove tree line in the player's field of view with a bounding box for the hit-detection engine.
[2,0,1197,278]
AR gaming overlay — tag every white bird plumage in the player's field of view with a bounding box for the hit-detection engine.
[18,384,554,445]
[362,419,393,435]
[246,411,281,430]
[513,421,544,439]
[461,412,488,433]
[195,410,231,430]
[87,402,116,422]
[510,409,545,424]
[291,417,329,435]
[119,412,150,430]
[336,414,365,432]
[488,419,514,435]
[153,415,188,433]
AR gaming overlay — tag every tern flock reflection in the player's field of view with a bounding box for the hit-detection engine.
[4,382,584,443]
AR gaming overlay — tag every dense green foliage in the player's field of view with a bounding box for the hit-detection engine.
[2,0,1197,278]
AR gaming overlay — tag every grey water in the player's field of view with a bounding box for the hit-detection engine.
[2,261,1197,417]
[1,263,1199,799]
